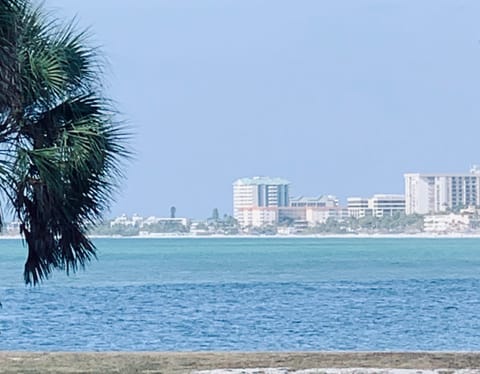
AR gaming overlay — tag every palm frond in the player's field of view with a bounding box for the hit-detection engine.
[0,0,130,285]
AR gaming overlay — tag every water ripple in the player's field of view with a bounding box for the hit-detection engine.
[1,279,480,351]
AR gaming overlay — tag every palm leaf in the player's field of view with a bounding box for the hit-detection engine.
[0,0,130,285]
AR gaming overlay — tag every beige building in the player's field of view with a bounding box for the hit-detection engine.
[234,207,278,227]
[278,195,344,225]
[233,176,290,227]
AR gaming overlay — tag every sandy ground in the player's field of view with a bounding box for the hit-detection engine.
[194,369,480,374]
[2,352,480,374]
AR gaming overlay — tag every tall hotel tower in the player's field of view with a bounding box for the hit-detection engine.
[404,166,480,214]
[233,176,290,227]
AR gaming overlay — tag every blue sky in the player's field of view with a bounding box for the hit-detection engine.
[46,0,480,218]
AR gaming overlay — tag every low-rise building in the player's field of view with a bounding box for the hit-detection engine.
[369,194,406,217]
[306,207,349,225]
[287,195,343,226]
[235,207,278,228]
[189,221,210,236]
[347,194,405,218]
[141,217,189,227]
[424,213,470,233]
[347,198,371,218]
[290,195,338,208]
[111,215,189,228]
[110,214,143,227]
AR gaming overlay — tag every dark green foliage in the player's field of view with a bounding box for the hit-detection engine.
[205,213,238,234]
[249,224,277,235]
[306,218,348,234]
[143,221,187,234]
[354,213,424,233]
[307,214,424,234]
[90,222,140,237]
[0,0,128,284]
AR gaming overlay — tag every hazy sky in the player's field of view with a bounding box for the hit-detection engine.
[45,0,480,218]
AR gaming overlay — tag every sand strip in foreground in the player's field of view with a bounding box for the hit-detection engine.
[2,352,480,373]
[194,369,480,374]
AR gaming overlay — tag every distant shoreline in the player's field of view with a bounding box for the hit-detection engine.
[2,233,480,240]
[96,232,480,239]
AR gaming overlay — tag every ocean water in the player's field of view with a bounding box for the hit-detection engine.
[1,237,480,351]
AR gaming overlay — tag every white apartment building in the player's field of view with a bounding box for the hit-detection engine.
[111,215,189,228]
[347,197,370,218]
[233,176,290,227]
[405,167,480,215]
[369,194,406,217]
[110,214,144,227]
[347,194,406,218]
[141,217,189,227]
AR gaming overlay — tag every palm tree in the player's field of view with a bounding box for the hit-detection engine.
[0,0,128,284]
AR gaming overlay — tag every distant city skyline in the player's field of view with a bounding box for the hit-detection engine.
[45,1,480,218]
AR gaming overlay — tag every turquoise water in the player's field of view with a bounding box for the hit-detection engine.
[1,237,480,350]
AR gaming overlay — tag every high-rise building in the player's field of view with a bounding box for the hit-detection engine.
[233,176,290,227]
[405,167,480,215]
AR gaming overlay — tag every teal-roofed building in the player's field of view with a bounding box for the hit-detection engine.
[233,176,290,227]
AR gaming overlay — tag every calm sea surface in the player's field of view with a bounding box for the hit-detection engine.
[1,237,480,351]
